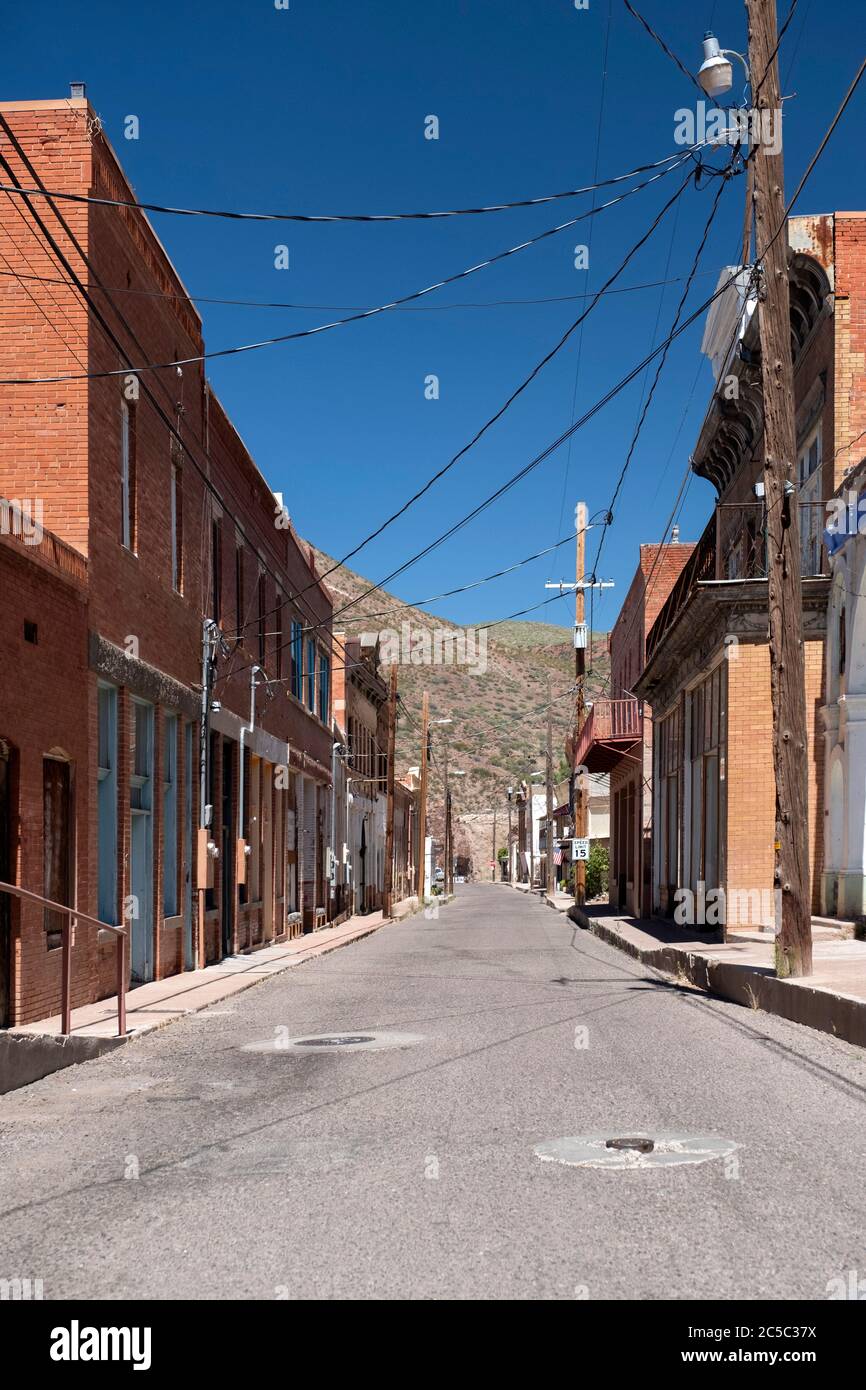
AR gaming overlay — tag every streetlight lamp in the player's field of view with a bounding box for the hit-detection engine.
[697,31,750,101]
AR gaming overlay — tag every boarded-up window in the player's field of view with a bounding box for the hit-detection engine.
[43,758,72,949]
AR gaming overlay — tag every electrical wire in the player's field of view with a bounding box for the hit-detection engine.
[0,262,724,313]
[227,165,698,641]
[554,0,612,557]
[0,146,700,223]
[242,257,751,673]
[0,156,696,385]
[292,518,601,634]
[589,151,737,582]
[623,0,707,96]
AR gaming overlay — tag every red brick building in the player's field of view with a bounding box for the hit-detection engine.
[332,635,390,914]
[0,94,338,1024]
[0,523,90,1026]
[575,541,695,917]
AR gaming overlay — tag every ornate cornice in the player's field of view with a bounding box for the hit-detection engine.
[691,251,833,495]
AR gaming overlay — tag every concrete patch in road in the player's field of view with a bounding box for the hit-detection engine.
[534,1131,739,1170]
[240,1030,425,1055]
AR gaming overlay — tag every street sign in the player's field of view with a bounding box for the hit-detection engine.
[572,838,589,861]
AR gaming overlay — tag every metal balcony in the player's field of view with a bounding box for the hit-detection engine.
[574,698,641,774]
[646,501,828,664]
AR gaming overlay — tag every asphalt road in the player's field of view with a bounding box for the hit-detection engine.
[1,883,865,1301]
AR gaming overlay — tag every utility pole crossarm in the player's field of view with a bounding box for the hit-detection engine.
[544,580,615,591]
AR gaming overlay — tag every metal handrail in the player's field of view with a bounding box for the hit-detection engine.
[0,880,127,1037]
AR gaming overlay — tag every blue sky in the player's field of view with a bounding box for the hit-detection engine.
[4,0,865,637]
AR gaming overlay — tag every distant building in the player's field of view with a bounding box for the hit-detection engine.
[575,549,694,917]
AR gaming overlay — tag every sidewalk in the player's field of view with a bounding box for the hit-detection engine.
[1,898,420,1092]
[572,904,866,1049]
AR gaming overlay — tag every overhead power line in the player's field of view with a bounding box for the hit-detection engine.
[0,147,697,223]
[235,258,753,672]
[228,162,698,643]
[319,262,745,637]
[0,156,696,384]
[590,151,736,579]
[623,0,706,96]
[0,262,723,313]
[294,516,605,635]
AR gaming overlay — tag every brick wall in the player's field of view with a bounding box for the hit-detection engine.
[0,533,92,1024]
[0,101,92,553]
[834,212,866,489]
[726,637,825,916]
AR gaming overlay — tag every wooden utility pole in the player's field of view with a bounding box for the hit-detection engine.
[382,664,397,918]
[506,799,513,882]
[546,679,555,895]
[492,807,497,882]
[418,691,430,902]
[747,0,812,976]
[574,501,588,907]
[441,730,451,894]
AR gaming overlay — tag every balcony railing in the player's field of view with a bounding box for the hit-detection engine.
[0,881,127,1037]
[574,697,641,771]
[646,501,828,664]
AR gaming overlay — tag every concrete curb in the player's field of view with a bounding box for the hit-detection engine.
[576,910,866,1049]
[0,1030,126,1096]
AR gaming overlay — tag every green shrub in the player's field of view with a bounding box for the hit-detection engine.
[585,843,609,900]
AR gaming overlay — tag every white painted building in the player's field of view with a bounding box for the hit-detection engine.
[823,460,866,918]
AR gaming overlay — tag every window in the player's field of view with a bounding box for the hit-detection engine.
[210,518,222,625]
[798,423,822,576]
[657,704,682,910]
[170,458,183,593]
[131,701,154,810]
[120,397,137,551]
[43,757,72,950]
[235,539,245,636]
[688,667,724,897]
[97,685,118,925]
[275,594,283,681]
[290,621,303,700]
[258,573,267,666]
[306,637,316,712]
[163,713,179,917]
[318,649,330,724]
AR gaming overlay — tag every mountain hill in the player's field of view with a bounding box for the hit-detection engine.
[308,545,610,841]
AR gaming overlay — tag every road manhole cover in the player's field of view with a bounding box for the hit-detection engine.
[241,1031,424,1054]
[535,1131,738,1170]
[606,1136,655,1153]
